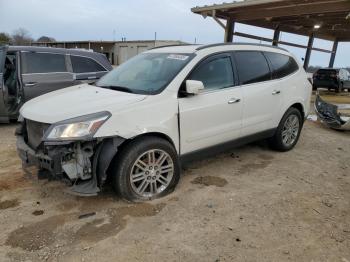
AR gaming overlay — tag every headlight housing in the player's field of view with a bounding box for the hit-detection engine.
[44,111,111,141]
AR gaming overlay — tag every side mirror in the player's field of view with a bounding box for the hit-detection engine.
[185,80,204,95]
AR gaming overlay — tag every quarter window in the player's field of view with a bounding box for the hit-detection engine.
[22,52,67,74]
[189,56,234,90]
[265,52,299,79]
[71,56,106,73]
[234,51,271,85]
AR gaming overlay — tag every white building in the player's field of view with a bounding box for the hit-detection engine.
[32,40,186,65]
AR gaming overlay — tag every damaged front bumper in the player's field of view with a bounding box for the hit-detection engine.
[16,127,124,196]
[314,93,350,131]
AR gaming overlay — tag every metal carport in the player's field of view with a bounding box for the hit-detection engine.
[192,0,350,69]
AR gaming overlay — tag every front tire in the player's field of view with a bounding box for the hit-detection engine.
[269,108,303,152]
[111,136,180,201]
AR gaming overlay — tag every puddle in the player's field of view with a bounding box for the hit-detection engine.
[5,214,71,251]
[191,176,228,187]
[0,199,20,210]
[74,203,166,243]
[6,201,166,250]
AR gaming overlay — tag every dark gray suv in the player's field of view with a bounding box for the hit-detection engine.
[0,46,113,122]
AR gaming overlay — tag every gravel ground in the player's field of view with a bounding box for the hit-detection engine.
[0,106,349,261]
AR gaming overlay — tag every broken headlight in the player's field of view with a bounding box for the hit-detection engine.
[44,111,111,141]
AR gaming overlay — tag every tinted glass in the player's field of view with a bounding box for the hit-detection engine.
[22,52,67,74]
[189,56,234,90]
[235,51,271,85]
[317,69,337,75]
[71,55,106,73]
[97,53,193,95]
[0,49,5,73]
[265,52,299,79]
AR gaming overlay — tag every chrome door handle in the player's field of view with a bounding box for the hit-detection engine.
[272,90,281,95]
[228,98,241,104]
[25,83,37,87]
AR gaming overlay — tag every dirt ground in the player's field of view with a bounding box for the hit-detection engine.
[0,97,350,262]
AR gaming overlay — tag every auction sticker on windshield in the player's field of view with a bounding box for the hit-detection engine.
[167,54,189,61]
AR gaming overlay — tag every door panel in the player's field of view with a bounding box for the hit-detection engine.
[233,51,277,135]
[179,52,242,154]
[20,51,75,101]
[21,72,75,101]
[241,81,281,135]
[179,87,243,154]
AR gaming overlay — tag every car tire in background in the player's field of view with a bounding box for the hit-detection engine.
[268,107,303,152]
[111,136,180,201]
[336,83,343,93]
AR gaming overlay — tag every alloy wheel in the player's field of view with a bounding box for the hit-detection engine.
[281,114,300,147]
[130,149,174,198]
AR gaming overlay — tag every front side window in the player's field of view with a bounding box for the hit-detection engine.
[265,52,299,79]
[71,55,106,73]
[188,55,234,90]
[234,51,271,85]
[22,52,67,74]
[97,53,194,95]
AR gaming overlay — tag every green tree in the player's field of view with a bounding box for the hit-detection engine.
[0,32,11,45]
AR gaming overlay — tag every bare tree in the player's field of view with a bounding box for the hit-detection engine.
[11,28,33,45]
[0,32,12,45]
[37,36,56,42]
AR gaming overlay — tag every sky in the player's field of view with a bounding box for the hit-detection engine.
[0,0,349,67]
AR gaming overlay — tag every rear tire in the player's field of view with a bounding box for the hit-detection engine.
[336,83,342,93]
[269,108,303,152]
[111,136,180,201]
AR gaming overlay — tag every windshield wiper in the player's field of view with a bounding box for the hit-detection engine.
[97,85,134,93]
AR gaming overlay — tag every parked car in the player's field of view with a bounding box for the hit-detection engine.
[16,43,312,201]
[312,68,350,93]
[0,46,113,122]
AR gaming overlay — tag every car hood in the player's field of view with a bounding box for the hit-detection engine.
[20,84,147,123]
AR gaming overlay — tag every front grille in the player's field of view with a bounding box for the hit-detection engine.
[25,119,50,149]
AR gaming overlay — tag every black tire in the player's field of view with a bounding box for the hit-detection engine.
[268,107,303,152]
[336,83,342,93]
[111,136,180,201]
[312,85,317,91]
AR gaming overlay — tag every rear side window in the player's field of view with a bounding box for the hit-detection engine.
[265,52,299,79]
[22,52,67,74]
[234,51,271,85]
[0,49,5,73]
[189,56,234,90]
[71,55,106,73]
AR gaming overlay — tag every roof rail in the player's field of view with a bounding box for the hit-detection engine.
[196,42,288,52]
[150,44,198,50]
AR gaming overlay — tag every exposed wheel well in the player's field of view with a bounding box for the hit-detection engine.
[290,103,305,120]
[104,132,177,185]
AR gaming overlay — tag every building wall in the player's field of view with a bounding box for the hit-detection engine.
[113,40,183,65]
[32,40,184,66]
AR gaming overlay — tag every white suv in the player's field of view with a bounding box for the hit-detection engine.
[16,43,312,201]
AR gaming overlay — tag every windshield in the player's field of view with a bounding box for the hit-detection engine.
[96,53,194,94]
